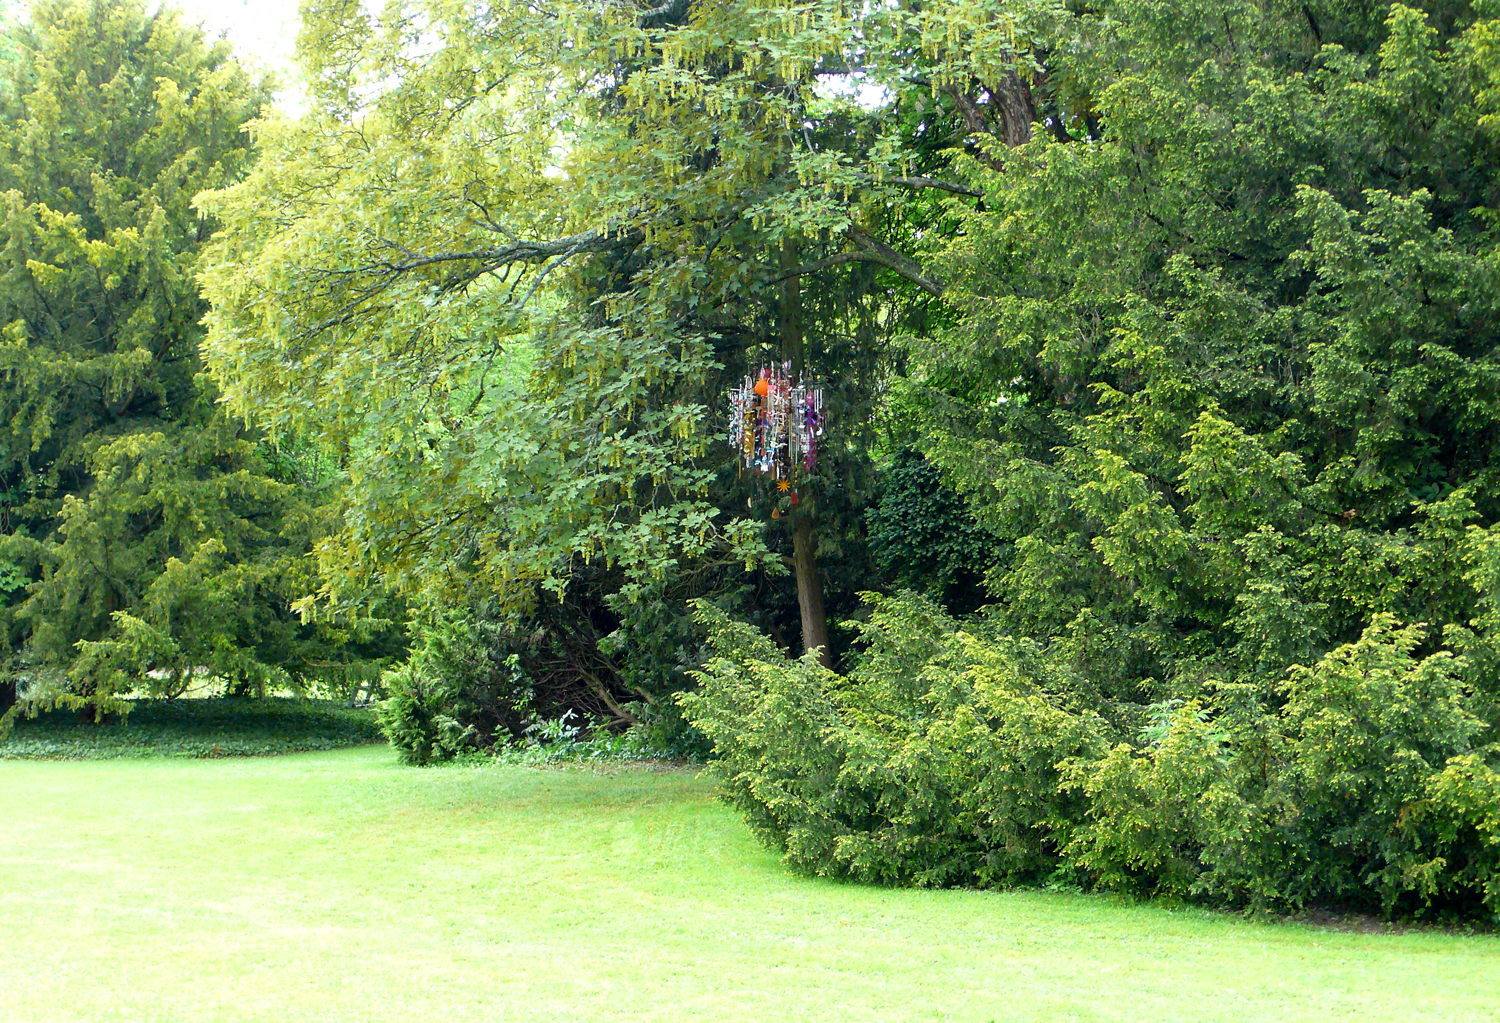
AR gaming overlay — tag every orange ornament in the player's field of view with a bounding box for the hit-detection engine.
[754,377,769,397]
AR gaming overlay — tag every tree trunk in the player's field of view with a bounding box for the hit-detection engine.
[793,514,831,668]
[944,71,1035,152]
[781,240,832,669]
[992,69,1036,147]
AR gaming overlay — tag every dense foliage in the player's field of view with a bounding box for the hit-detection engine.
[197,0,1030,616]
[866,448,996,614]
[914,0,1500,713]
[376,610,676,765]
[0,1,393,722]
[8,0,1498,920]
[686,595,1500,917]
[682,0,1500,920]
[194,0,1007,730]
[377,611,541,765]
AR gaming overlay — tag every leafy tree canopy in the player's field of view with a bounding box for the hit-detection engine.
[196,0,1061,643]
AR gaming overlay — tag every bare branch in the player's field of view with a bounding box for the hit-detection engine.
[637,0,690,24]
[885,175,982,198]
[817,173,983,199]
[847,225,946,296]
[766,228,946,297]
[765,251,880,285]
[518,233,593,308]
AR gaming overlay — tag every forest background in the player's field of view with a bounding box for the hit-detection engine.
[5,0,1500,920]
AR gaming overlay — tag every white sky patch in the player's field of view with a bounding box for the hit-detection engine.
[814,73,894,111]
[160,0,306,114]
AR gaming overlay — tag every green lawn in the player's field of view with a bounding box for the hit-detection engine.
[1,746,1496,1022]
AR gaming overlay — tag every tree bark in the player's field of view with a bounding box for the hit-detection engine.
[944,70,1035,150]
[792,514,830,668]
[780,241,832,669]
[993,70,1037,147]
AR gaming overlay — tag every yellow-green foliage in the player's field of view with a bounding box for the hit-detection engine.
[686,597,1500,918]
[684,593,1105,888]
[0,1,390,719]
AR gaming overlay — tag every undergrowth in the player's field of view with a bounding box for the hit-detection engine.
[0,698,384,759]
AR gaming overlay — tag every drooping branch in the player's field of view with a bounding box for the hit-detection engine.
[766,227,947,297]
[279,218,642,358]
[847,225,945,296]
[371,223,634,275]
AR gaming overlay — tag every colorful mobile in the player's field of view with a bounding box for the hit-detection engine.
[727,362,824,487]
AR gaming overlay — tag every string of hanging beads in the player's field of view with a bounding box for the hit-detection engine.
[727,362,823,515]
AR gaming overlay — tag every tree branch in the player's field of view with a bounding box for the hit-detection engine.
[375,224,631,275]
[886,175,982,198]
[847,225,946,296]
[767,228,947,297]
[764,251,877,285]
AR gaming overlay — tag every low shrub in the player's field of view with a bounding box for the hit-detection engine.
[377,614,535,765]
[378,611,687,766]
[681,593,1105,887]
[681,597,1500,920]
[490,710,675,767]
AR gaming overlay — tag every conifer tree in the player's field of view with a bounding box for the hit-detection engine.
[0,0,377,718]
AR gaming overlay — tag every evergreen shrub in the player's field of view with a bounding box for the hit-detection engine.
[0,697,381,759]
[682,597,1500,920]
[377,614,534,765]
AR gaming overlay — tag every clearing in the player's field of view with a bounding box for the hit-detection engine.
[1,745,1495,1022]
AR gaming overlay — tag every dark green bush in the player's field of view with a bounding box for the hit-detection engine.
[0,697,382,759]
[683,598,1500,919]
[682,594,1106,886]
[866,449,997,615]
[377,614,534,765]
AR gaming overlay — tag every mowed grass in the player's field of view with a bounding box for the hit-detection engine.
[1,747,1496,1023]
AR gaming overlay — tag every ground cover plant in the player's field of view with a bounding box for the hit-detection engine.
[0,697,382,759]
[1,746,1497,1023]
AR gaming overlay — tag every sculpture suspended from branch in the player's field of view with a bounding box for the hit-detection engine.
[727,362,823,500]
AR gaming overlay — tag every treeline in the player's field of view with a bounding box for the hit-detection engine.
[5,0,1500,917]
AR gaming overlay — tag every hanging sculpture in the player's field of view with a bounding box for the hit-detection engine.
[727,362,823,505]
